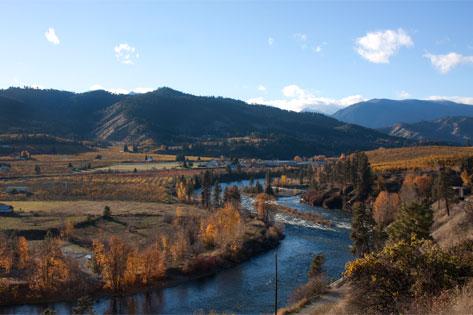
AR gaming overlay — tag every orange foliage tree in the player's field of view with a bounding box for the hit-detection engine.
[373,191,401,227]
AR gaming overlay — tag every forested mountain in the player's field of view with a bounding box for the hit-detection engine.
[0,87,125,138]
[0,87,407,158]
[333,99,473,129]
[380,116,473,145]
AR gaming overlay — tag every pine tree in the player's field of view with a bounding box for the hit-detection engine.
[213,180,222,208]
[201,170,212,209]
[350,202,375,257]
[386,202,433,243]
[433,166,455,216]
[265,171,273,195]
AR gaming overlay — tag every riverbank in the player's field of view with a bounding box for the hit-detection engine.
[0,215,284,308]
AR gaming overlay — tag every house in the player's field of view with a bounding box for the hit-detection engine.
[0,203,13,215]
[205,160,221,168]
[19,150,31,160]
[5,186,31,195]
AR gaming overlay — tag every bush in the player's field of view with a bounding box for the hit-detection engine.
[344,237,472,314]
[103,206,111,218]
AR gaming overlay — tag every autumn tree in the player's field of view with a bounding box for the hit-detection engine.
[372,191,401,228]
[32,235,70,290]
[460,169,472,189]
[200,204,244,248]
[223,185,241,208]
[255,193,271,225]
[0,234,13,274]
[16,236,29,270]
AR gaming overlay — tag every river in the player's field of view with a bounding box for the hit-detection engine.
[1,179,353,315]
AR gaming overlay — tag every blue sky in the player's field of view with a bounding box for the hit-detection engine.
[1,1,473,113]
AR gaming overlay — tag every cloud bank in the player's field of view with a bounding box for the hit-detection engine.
[247,84,365,114]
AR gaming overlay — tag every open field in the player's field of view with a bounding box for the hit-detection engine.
[1,200,203,216]
[91,161,205,172]
[366,146,473,171]
[0,145,211,177]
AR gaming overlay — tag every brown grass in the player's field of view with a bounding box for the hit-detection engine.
[431,197,473,249]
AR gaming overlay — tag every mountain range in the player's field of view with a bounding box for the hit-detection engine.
[332,99,473,129]
[0,87,405,159]
[380,116,473,145]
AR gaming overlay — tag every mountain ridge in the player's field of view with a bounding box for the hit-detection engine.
[0,87,408,158]
[332,98,473,129]
[380,116,473,145]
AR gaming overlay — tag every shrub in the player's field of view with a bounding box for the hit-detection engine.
[344,237,472,314]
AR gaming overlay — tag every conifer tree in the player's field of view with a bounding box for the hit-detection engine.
[265,171,273,195]
[213,180,222,208]
[350,202,375,257]
[201,170,212,209]
[386,202,433,243]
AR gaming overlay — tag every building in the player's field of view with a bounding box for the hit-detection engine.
[0,203,13,215]
[5,186,31,195]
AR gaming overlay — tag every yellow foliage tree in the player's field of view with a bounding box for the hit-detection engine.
[16,236,29,270]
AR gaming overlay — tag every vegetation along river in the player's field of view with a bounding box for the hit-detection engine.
[2,179,353,314]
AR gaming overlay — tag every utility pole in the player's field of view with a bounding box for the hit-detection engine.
[274,248,278,315]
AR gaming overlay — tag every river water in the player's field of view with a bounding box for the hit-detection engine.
[2,179,353,315]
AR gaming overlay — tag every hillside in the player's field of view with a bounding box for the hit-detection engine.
[366,146,473,171]
[0,87,125,138]
[380,116,473,145]
[0,87,407,158]
[333,99,473,129]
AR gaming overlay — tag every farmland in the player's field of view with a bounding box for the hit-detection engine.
[0,145,283,306]
[366,146,473,171]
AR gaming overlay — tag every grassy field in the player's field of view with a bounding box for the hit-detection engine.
[0,200,206,250]
[0,145,211,176]
[366,146,473,171]
[0,200,204,216]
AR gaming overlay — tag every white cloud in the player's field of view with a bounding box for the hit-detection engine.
[257,85,267,92]
[355,28,413,63]
[398,90,410,99]
[89,84,153,95]
[313,45,322,53]
[114,43,139,65]
[44,27,60,45]
[424,52,473,74]
[268,37,274,46]
[426,95,473,105]
[293,33,309,49]
[247,84,365,114]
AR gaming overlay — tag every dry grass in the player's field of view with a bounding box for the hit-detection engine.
[366,146,473,171]
[431,197,473,249]
[0,145,211,176]
[0,199,205,238]
[0,200,204,216]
